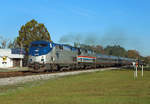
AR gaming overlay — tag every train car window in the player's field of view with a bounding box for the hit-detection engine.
[85,49,88,53]
[102,58,105,60]
[105,58,108,61]
[72,47,78,52]
[80,49,87,53]
[88,50,92,54]
[51,57,54,61]
[91,50,94,54]
[93,59,96,62]
[56,52,59,58]
[93,51,96,54]
[78,48,81,55]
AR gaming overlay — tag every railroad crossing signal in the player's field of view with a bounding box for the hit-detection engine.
[134,62,144,78]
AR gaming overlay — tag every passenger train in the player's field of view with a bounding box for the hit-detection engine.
[28,41,136,71]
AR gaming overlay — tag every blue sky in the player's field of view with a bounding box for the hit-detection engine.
[0,0,150,56]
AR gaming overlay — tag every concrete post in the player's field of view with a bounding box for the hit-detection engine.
[142,65,143,77]
[20,58,22,67]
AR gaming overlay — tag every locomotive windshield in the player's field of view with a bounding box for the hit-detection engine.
[31,44,48,47]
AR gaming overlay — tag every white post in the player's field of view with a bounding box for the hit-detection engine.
[20,59,22,67]
[135,66,138,78]
[142,65,143,77]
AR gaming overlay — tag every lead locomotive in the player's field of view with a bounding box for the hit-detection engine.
[28,41,135,71]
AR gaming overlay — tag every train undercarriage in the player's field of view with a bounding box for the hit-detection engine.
[28,62,129,72]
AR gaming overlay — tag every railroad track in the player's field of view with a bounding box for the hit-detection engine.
[0,69,83,78]
[0,67,122,78]
[0,70,42,78]
[0,69,91,78]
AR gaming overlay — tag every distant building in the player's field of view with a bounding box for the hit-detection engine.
[0,49,24,68]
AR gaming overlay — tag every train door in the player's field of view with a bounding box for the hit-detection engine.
[13,59,20,67]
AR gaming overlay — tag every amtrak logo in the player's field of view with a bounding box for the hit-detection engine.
[35,50,39,52]
[2,56,7,61]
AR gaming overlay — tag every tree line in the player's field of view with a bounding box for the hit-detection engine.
[1,19,150,65]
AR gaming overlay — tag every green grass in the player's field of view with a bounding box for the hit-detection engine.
[0,69,150,104]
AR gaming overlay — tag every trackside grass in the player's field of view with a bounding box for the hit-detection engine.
[0,69,150,104]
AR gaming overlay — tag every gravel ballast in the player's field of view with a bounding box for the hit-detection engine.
[0,68,116,86]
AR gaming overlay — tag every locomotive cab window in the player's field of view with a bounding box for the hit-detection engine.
[31,44,47,47]
[31,44,39,47]
[39,44,47,47]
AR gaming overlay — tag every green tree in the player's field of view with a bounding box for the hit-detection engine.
[104,45,127,57]
[144,56,150,65]
[8,38,19,48]
[16,19,51,54]
[94,45,104,54]
[0,36,12,49]
[127,50,140,59]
